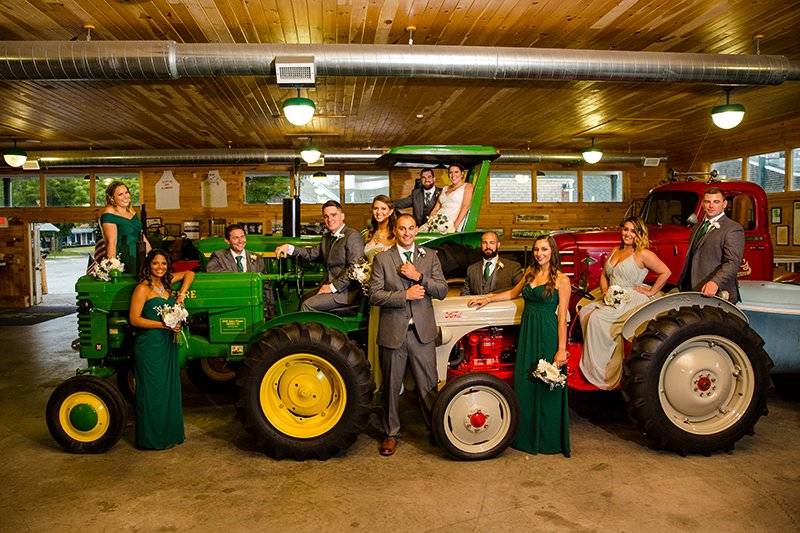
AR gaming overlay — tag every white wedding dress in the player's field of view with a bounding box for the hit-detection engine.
[420,184,467,233]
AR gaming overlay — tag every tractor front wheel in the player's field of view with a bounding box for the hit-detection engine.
[46,375,127,453]
[622,305,772,455]
[187,358,238,394]
[432,373,519,460]
[236,323,373,460]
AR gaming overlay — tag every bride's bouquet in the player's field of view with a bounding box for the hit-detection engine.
[604,285,630,308]
[423,212,451,233]
[90,255,125,281]
[348,258,373,294]
[531,359,567,390]
[156,303,189,342]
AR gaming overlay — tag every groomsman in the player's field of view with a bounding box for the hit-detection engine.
[679,187,744,302]
[369,214,448,456]
[461,231,523,295]
[394,168,441,227]
[206,224,264,273]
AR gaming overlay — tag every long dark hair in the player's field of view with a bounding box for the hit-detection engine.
[367,195,397,241]
[139,249,173,290]
[524,235,561,297]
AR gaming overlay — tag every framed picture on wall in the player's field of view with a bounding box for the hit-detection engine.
[183,220,200,240]
[209,218,226,236]
[164,223,182,237]
[794,202,800,245]
[241,222,264,235]
[776,225,789,246]
[146,217,162,231]
[771,207,782,224]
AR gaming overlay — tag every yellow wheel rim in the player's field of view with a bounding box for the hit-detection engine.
[58,392,111,442]
[259,353,347,439]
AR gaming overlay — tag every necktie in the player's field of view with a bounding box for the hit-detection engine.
[403,251,413,263]
[694,219,711,243]
[483,261,492,280]
[425,191,433,208]
[235,255,244,272]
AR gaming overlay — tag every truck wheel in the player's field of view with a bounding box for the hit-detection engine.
[622,305,772,455]
[46,375,127,453]
[237,322,373,460]
[187,358,238,394]
[432,373,519,461]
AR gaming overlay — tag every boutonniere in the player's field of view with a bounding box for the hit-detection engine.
[498,261,505,269]
[709,221,720,231]
[417,247,427,258]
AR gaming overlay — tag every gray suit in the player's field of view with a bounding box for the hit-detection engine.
[394,186,442,227]
[679,214,744,302]
[369,245,448,437]
[461,257,523,296]
[292,225,366,311]
[206,249,264,273]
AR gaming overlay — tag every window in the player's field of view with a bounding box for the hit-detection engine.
[792,148,800,191]
[747,151,785,193]
[343,171,390,203]
[298,171,340,204]
[1,175,40,207]
[490,171,532,203]
[711,158,743,180]
[582,171,623,202]
[244,172,291,204]
[642,191,698,226]
[536,171,577,202]
[46,174,90,207]
[95,173,140,206]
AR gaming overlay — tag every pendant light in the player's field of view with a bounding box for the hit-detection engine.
[282,89,316,126]
[711,88,746,129]
[3,140,27,168]
[581,137,603,164]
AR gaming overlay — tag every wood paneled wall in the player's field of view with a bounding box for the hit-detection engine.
[0,221,32,308]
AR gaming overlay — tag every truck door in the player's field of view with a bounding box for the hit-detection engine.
[726,192,771,281]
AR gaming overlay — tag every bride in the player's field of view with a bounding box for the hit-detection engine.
[420,163,473,233]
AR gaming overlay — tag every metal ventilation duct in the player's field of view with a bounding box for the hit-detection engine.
[30,149,662,169]
[0,41,797,85]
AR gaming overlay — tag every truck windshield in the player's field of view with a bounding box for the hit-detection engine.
[641,191,698,226]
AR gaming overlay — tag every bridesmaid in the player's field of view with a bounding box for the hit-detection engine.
[470,235,571,456]
[100,181,150,273]
[129,249,194,450]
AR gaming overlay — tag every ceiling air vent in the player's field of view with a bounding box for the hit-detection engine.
[275,56,316,87]
[22,159,40,170]
[643,158,661,167]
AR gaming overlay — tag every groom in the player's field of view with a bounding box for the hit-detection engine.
[394,168,441,227]
[369,213,448,456]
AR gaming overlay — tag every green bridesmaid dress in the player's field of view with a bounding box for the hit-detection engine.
[512,284,571,456]
[134,296,184,450]
[100,212,142,273]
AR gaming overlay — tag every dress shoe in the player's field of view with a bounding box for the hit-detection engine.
[379,437,398,456]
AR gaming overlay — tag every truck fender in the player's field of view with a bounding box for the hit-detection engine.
[621,291,748,341]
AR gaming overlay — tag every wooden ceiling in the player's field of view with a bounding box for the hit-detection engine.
[1,0,799,162]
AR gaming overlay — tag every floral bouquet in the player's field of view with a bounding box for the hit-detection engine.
[531,359,567,390]
[90,256,125,281]
[604,284,630,308]
[156,303,189,342]
[348,258,373,294]
[423,212,451,233]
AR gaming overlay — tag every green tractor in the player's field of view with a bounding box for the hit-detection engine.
[46,145,498,459]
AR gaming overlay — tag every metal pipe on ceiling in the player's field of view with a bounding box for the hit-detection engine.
[30,148,662,169]
[0,41,797,85]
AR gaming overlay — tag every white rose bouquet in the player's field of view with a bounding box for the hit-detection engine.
[348,258,373,294]
[156,303,189,342]
[604,285,630,308]
[531,359,567,390]
[90,255,125,281]
[423,212,451,233]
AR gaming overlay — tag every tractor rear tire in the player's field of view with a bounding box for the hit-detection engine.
[432,373,519,460]
[46,375,127,453]
[236,323,373,460]
[187,358,239,394]
[622,305,772,455]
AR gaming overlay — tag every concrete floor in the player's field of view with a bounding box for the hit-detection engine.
[1,311,799,532]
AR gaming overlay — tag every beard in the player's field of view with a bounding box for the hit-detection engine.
[482,249,498,259]
[422,183,435,191]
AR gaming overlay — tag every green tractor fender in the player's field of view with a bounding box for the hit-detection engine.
[254,310,352,339]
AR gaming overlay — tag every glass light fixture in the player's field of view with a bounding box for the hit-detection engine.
[581,138,603,164]
[282,94,316,126]
[3,140,27,168]
[711,88,745,129]
[300,146,322,164]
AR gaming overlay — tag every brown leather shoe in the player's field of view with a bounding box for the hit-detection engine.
[379,437,398,456]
